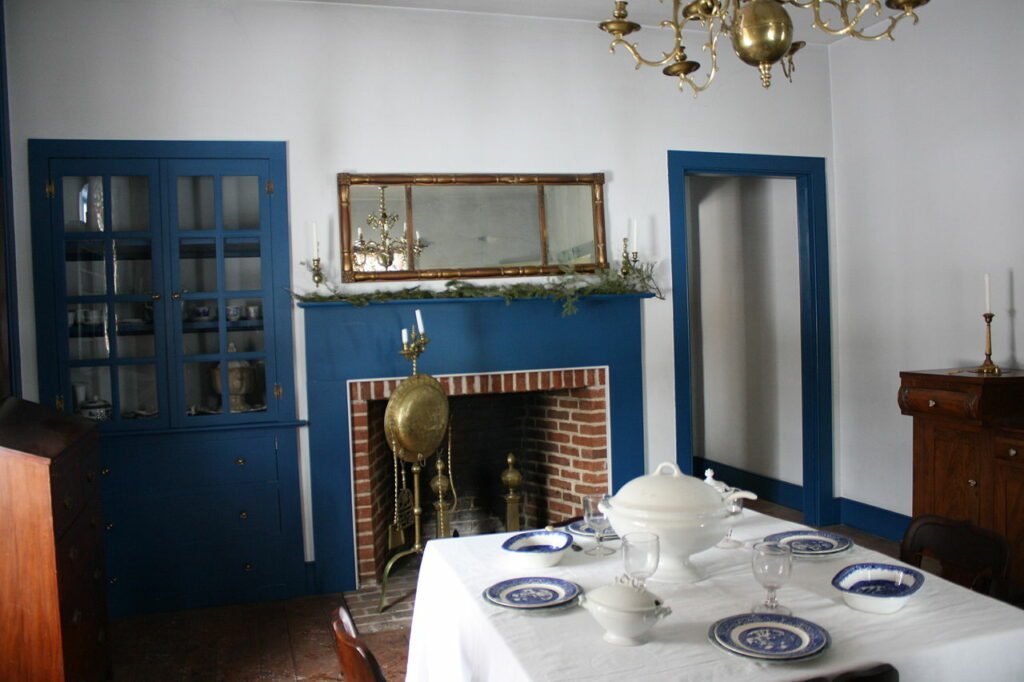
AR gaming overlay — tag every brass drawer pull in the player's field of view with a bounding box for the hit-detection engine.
[101,467,111,476]
[1010,448,1018,457]
[236,457,246,466]
[928,399,937,407]
[968,479,978,487]
[244,563,254,572]
[239,511,249,519]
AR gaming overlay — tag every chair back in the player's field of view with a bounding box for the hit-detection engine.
[899,514,1011,598]
[332,600,387,682]
[801,662,898,682]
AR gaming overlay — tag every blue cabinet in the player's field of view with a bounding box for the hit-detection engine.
[29,141,303,616]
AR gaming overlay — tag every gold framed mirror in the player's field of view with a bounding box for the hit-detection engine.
[338,173,608,281]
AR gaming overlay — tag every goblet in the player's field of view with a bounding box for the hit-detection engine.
[583,495,614,556]
[622,532,659,587]
[751,540,792,615]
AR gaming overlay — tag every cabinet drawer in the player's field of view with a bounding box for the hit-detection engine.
[50,443,101,538]
[101,432,281,495]
[994,436,1024,463]
[899,386,978,420]
[103,482,284,547]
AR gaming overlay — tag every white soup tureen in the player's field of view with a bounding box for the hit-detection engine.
[600,461,756,582]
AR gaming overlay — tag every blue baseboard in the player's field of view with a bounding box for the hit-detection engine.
[837,498,911,543]
[694,458,804,510]
[695,458,910,543]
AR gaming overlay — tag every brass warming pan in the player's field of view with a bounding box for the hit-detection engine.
[384,373,449,463]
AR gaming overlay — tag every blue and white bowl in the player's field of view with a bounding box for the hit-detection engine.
[831,563,925,614]
[501,530,573,568]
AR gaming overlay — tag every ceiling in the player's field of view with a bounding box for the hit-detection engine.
[305,0,847,45]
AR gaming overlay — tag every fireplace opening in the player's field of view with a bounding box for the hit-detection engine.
[349,368,610,584]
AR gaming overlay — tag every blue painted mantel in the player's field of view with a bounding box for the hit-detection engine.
[301,294,649,592]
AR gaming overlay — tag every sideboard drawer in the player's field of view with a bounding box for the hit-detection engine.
[994,436,1024,463]
[50,444,101,538]
[899,386,978,419]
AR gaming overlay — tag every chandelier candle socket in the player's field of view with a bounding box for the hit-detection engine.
[599,0,929,95]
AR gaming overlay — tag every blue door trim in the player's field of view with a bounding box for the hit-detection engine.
[667,150,836,526]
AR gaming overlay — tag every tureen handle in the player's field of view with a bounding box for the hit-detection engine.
[653,461,682,477]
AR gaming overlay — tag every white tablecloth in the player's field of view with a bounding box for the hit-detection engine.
[406,511,1024,681]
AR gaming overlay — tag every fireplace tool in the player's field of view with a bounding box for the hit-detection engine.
[378,320,451,612]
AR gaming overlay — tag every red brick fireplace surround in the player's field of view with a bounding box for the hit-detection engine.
[349,367,609,583]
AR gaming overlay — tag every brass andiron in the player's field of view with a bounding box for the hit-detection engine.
[619,236,638,278]
[973,312,1002,375]
[502,453,523,532]
[431,457,452,538]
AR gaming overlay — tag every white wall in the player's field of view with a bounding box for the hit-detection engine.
[5,0,840,540]
[828,0,1024,514]
[692,175,803,485]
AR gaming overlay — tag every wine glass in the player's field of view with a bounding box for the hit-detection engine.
[583,495,614,556]
[751,540,792,615]
[622,532,659,587]
[716,492,744,549]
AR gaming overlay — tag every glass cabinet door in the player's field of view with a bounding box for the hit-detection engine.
[167,160,273,424]
[55,159,167,427]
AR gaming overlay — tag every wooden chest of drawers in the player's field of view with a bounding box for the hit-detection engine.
[899,369,1024,589]
[0,397,107,682]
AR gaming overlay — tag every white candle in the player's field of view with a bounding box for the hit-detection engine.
[415,309,424,334]
[416,230,421,244]
[985,273,992,313]
[311,221,319,259]
[357,227,363,242]
[402,328,408,345]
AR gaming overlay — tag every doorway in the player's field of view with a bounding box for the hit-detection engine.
[667,151,834,526]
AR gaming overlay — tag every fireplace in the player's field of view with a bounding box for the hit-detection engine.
[349,367,609,582]
[302,295,647,592]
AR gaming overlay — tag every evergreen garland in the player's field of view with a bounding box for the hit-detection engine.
[293,263,662,317]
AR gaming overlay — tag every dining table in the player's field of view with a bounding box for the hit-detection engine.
[405,509,1024,681]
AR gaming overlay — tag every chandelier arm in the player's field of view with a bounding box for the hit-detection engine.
[783,0,918,41]
[677,20,724,97]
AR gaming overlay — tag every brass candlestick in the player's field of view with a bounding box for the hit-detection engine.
[619,237,638,277]
[973,312,1001,375]
[310,256,325,287]
[399,328,429,375]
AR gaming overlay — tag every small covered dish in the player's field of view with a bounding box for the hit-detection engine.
[831,562,925,614]
[579,580,672,645]
[600,462,756,582]
[501,530,573,568]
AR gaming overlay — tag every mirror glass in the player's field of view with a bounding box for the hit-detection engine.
[339,173,607,281]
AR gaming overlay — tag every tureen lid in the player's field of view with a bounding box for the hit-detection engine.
[610,461,724,514]
[586,581,661,612]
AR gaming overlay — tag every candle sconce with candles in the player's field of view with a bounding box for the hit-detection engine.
[309,221,326,287]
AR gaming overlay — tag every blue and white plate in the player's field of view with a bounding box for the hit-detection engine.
[565,519,619,540]
[763,530,853,556]
[483,577,582,610]
[709,613,831,661]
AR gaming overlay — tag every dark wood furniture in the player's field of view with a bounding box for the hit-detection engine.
[0,396,107,681]
[332,598,387,682]
[898,369,1024,590]
[899,513,1010,598]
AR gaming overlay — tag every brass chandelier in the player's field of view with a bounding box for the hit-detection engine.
[599,0,929,94]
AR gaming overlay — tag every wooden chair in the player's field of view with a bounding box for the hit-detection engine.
[801,663,898,682]
[899,514,1011,599]
[332,597,387,682]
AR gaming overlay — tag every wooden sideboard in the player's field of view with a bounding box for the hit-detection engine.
[0,397,107,682]
[898,369,1024,588]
